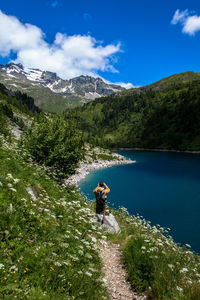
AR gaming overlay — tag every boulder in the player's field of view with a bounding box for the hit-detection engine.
[95,213,120,234]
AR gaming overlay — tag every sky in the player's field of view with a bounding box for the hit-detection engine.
[0,0,200,87]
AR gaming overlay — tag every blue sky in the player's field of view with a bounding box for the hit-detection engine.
[0,0,200,87]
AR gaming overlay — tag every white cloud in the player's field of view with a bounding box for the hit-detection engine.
[171,9,200,36]
[0,10,121,79]
[115,82,135,89]
[103,78,137,89]
[171,9,188,25]
[183,15,200,35]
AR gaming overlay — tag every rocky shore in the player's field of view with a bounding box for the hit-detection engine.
[64,152,136,186]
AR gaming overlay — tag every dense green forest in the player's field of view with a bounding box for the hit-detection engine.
[65,79,200,151]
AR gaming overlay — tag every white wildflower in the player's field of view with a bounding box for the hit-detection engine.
[54,262,62,267]
[21,198,27,202]
[168,264,174,270]
[0,263,5,269]
[71,255,79,261]
[91,236,97,243]
[10,188,17,192]
[91,225,97,230]
[180,268,188,273]
[85,253,92,259]
[141,246,146,250]
[13,178,20,184]
[85,271,92,277]
[176,286,183,292]
[0,181,3,187]
[9,203,13,213]
[75,229,82,236]
[10,265,18,271]
[78,250,84,256]
[158,242,163,246]
[61,243,69,248]
[7,173,13,179]
[88,267,97,272]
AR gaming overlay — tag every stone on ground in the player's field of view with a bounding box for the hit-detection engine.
[95,213,120,233]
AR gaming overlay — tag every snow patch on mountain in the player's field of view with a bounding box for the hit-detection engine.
[0,63,125,100]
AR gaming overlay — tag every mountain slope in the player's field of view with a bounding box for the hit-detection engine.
[0,63,124,113]
[116,71,200,97]
[66,73,200,151]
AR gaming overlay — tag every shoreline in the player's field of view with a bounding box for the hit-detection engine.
[64,152,136,186]
[114,147,200,154]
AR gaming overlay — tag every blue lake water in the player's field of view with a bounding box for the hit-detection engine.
[79,151,200,254]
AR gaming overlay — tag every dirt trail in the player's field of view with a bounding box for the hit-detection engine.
[100,241,149,300]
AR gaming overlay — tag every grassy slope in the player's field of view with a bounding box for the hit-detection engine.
[0,135,108,300]
[106,208,200,299]
[118,71,200,96]
[0,94,108,299]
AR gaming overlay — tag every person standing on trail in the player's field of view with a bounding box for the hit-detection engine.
[93,181,110,214]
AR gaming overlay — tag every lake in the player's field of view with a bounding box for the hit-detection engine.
[79,150,200,253]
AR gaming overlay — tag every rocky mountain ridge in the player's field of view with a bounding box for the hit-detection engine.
[0,63,124,112]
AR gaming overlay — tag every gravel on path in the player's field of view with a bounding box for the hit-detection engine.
[100,241,150,300]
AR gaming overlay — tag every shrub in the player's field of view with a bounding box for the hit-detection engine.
[0,103,10,137]
[22,115,85,178]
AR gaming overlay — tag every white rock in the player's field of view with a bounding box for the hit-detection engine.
[95,213,120,233]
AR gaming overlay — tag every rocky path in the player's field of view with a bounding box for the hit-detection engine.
[100,241,149,300]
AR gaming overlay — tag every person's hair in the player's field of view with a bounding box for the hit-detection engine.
[99,181,104,187]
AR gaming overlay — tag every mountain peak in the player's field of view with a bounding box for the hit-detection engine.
[0,62,125,112]
[6,62,24,70]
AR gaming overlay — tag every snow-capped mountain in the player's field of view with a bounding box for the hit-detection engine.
[0,63,124,111]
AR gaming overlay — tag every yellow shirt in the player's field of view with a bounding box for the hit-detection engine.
[93,183,110,199]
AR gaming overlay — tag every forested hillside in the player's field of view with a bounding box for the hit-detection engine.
[66,77,200,151]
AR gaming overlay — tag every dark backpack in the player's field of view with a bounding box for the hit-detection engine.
[96,190,105,205]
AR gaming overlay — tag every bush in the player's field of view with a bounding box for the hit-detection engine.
[0,103,10,138]
[122,220,200,299]
[22,115,85,178]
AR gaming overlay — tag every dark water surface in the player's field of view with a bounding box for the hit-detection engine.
[79,151,200,253]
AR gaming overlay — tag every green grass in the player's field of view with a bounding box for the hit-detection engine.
[0,136,108,300]
[105,207,200,300]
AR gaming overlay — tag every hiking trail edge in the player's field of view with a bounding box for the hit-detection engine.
[100,241,149,300]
